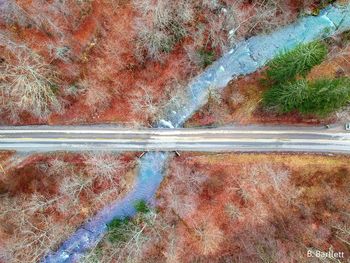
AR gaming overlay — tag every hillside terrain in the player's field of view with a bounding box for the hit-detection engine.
[0,1,350,262]
[0,0,337,126]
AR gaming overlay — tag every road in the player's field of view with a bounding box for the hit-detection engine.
[0,125,349,154]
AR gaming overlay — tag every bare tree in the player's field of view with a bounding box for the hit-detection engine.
[0,48,61,121]
[192,217,224,256]
[131,83,162,124]
[81,80,113,113]
[0,193,74,263]
[163,231,182,263]
[59,173,94,201]
[133,0,193,61]
[206,4,238,52]
[0,152,134,263]
[333,222,350,246]
[249,163,291,192]
[133,0,297,62]
[336,105,350,122]
[0,0,93,37]
[159,161,208,220]
[0,0,31,27]
[80,209,169,263]
[84,152,123,182]
[224,202,241,221]
[230,89,245,106]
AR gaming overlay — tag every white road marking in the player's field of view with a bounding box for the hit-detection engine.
[0,127,349,152]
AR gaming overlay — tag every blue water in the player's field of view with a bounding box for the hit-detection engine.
[160,4,350,128]
[42,3,350,262]
[43,152,169,262]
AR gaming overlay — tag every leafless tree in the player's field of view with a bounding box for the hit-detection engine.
[336,105,350,122]
[133,0,193,61]
[0,193,74,263]
[224,202,241,221]
[36,157,74,177]
[59,173,94,200]
[84,152,123,182]
[81,80,113,113]
[247,0,293,35]
[131,83,162,124]
[206,4,238,52]
[0,152,135,263]
[81,209,170,263]
[159,162,208,219]
[192,217,224,256]
[0,48,61,121]
[1,0,93,37]
[163,231,182,263]
[0,0,31,27]
[333,222,350,246]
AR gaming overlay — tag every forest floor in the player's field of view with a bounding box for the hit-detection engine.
[0,151,138,262]
[149,153,350,262]
[0,0,334,126]
[186,32,350,127]
[82,152,350,262]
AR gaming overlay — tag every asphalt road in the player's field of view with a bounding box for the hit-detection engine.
[0,125,349,153]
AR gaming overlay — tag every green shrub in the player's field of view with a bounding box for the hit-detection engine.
[133,200,150,214]
[341,30,350,43]
[263,41,327,85]
[198,49,215,68]
[106,217,131,243]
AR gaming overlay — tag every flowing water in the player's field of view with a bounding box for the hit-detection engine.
[42,4,350,262]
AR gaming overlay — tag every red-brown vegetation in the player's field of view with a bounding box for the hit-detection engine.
[158,153,350,262]
[0,151,137,263]
[186,32,350,127]
[0,0,322,126]
[88,153,350,262]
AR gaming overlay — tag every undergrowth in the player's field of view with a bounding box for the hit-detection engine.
[106,200,151,244]
[197,49,215,68]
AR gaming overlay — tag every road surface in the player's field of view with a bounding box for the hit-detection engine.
[0,125,349,154]
[39,5,350,262]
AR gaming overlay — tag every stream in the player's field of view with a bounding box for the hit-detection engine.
[42,4,350,262]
